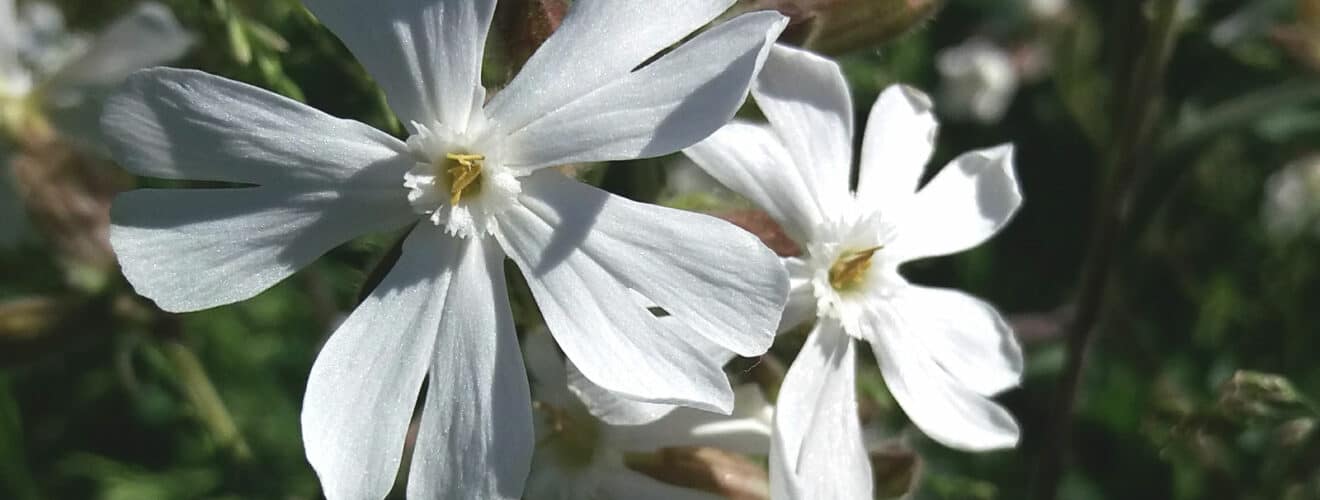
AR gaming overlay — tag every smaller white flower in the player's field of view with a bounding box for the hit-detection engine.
[687,44,1025,499]
[936,38,1019,124]
[0,1,191,248]
[1262,154,1320,241]
[521,331,773,500]
[0,1,193,137]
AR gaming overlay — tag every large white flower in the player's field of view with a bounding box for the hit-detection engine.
[685,44,1025,499]
[521,331,773,500]
[101,1,789,499]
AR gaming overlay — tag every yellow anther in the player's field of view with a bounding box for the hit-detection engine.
[444,152,485,205]
[828,246,882,291]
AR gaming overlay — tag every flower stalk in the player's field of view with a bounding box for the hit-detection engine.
[1032,0,1185,498]
[160,339,253,462]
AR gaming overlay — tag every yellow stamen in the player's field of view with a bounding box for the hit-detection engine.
[445,152,485,205]
[829,246,882,291]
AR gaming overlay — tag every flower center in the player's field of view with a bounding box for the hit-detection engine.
[443,152,485,205]
[828,246,882,291]
[403,122,524,240]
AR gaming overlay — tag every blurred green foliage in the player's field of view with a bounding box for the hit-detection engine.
[3,0,1320,499]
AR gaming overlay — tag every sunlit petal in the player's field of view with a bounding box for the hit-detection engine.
[301,225,459,500]
[855,85,939,213]
[408,236,533,500]
[303,0,495,129]
[495,12,787,170]
[889,144,1022,261]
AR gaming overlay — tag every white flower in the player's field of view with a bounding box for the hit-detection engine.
[101,1,789,499]
[0,0,192,247]
[685,44,1025,499]
[0,1,193,141]
[935,38,1019,124]
[1262,154,1320,241]
[521,331,773,500]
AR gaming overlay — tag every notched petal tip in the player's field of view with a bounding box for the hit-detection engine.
[890,83,936,114]
[973,143,1022,203]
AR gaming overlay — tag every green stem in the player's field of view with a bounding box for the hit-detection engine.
[0,377,40,500]
[1032,1,1184,498]
[161,340,253,462]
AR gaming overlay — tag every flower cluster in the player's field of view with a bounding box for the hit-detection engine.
[96,0,1026,499]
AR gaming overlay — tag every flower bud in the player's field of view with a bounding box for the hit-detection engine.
[715,209,801,257]
[626,446,770,500]
[497,0,567,73]
[805,0,944,55]
[0,297,67,342]
[872,443,922,499]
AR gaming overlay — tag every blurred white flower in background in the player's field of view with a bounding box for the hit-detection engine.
[687,44,1024,499]
[1024,0,1067,21]
[0,0,192,247]
[522,331,773,500]
[0,0,193,149]
[936,38,1020,124]
[1262,154,1320,241]
[666,156,736,202]
[101,0,790,498]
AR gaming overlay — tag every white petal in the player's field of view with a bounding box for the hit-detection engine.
[684,121,821,244]
[568,322,736,426]
[496,172,788,412]
[102,68,412,186]
[751,44,854,215]
[111,184,413,313]
[485,0,736,138]
[610,384,773,456]
[45,3,192,92]
[566,360,678,426]
[779,257,817,333]
[886,285,1022,395]
[303,0,494,129]
[408,236,533,500]
[855,85,939,212]
[301,226,459,500]
[860,291,1022,451]
[769,322,871,500]
[889,144,1022,261]
[495,12,787,170]
[597,469,723,500]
